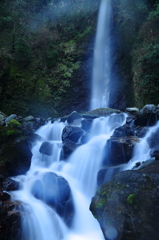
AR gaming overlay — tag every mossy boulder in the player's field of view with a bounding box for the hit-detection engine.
[90,161,159,240]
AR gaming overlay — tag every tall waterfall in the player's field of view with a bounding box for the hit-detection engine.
[90,0,111,110]
[10,113,127,240]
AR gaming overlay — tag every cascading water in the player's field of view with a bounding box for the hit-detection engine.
[10,113,127,240]
[90,0,111,110]
[125,121,159,170]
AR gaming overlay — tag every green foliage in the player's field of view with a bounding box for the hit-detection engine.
[7,119,21,128]
[127,193,135,204]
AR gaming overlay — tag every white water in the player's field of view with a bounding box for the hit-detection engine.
[125,121,159,170]
[10,113,127,240]
[90,0,111,110]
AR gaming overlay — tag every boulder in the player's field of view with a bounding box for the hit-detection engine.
[31,172,74,226]
[0,139,32,176]
[150,147,159,160]
[103,136,139,166]
[136,126,149,138]
[86,108,121,117]
[125,107,140,116]
[90,161,159,240]
[6,114,17,123]
[61,139,80,160]
[62,126,84,143]
[81,119,93,131]
[0,176,21,240]
[112,125,137,137]
[97,165,123,186]
[39,141,53,156]
[140,104,157,114]
[134,105,159,127]
[24,116,34,121]
[2,178,19,191]
[134,112,159,127]
[0,204,21,240]
[67,111,81,124]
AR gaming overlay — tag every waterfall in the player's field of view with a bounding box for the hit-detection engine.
[90,0,111,110]
[125,121,159,170]
[10,113,127,240]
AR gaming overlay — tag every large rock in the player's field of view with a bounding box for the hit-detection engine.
[61,139,80,160]
[134,112,159,127]
[112,125,137,137]
[90,161,159,240]
[103,136,139,166]
[62,126,84,143]
[0,139,32,176]
[39,141,53,156]
[31,172,74,226]
[147,127,159,149]
[81,119,93,131]
[134,105,159,127]
[67,111,81,124]
[0,176,21,240]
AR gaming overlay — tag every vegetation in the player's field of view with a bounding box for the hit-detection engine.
[127,193,135,204]
[0,0,100,117]
[0,0,159,116]
[112,0,159,108]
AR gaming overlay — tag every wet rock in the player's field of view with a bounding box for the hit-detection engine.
[6,114,17,123]
[39,141,53,156]
[97,165,123,186]
[0,191,10,201]
[31,179,44,200]
[134,112,159,127]
[136,126,149,138]
[81,119,93,131]
[67,111,81,124]
[103,136,139,166]
[32,172,74,226]
[125,107,140,116]
[90,161,159,240]
[62,126,84,143]
[61,139,80,160]
[0,204,21,240]
[86,108,121,117]
[0,139,32,177]
[81,133,92,144]
[24,116,34,121]
[140,104,157,114]
[150,147,159,160]
[2,178,19,191]
[112,125,137,137]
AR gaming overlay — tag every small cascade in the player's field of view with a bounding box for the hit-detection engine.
[125,121,159,170]
[10,113,127,240]
[90,0,111,110]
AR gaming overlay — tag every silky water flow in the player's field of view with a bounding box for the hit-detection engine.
[10,113,127,240]
[90,0,111,110]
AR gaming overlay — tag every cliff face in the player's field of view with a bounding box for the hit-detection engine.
[111,0,159,108]
[0,0,100,117]
[1,0,159,117]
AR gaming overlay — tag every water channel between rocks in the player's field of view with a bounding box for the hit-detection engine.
[10,113,128,240]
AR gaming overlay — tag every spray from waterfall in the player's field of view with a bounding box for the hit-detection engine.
[90,0,111,110]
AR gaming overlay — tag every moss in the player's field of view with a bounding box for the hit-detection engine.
[96,198,107,209]
[7,119,21,128]
[127,193,135,205]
